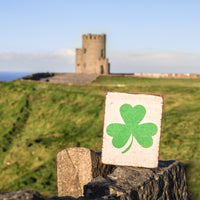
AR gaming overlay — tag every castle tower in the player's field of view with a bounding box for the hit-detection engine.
[76,34,110,74]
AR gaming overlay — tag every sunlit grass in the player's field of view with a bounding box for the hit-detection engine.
[0,77,200,199]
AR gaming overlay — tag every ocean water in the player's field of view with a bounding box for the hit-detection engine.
[0,72,31,82]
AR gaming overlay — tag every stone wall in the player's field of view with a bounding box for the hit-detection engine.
[56,147,192,200]
[0,148,192,200]
[84,160,191,200]
[134,73,200,79]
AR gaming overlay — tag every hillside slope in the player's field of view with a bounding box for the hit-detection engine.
[0,77,200,199]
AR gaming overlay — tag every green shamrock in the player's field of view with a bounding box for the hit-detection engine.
[106,104,158,154]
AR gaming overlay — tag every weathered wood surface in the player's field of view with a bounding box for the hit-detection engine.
[102,92,163,168]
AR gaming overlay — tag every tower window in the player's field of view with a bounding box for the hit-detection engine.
[100,65,104,74]
[84,49,87,54]
[101,49,104,58]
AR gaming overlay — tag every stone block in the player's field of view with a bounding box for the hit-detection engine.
[57,147,114,198]
[84,160,191,200]
[102,92,163,168]
[0,190,44,200]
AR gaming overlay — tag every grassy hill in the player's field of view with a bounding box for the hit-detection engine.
[0,76,200,199]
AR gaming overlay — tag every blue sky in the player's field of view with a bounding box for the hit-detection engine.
[0,0,200,73]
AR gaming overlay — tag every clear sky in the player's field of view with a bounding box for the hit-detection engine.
[0,0,200,73]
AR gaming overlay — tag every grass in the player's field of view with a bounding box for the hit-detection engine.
[0,76,200,199]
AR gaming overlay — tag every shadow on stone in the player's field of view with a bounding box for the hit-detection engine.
[83,160,192,200]
[0,190,44,200]
[1,160,192,200]
[23,73,54,81]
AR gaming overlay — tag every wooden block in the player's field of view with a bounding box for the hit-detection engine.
[102,92,163,168]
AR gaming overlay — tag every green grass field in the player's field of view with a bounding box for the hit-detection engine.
[0,76,200,199]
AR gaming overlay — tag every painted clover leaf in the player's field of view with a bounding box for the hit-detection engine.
[106,104,158,153]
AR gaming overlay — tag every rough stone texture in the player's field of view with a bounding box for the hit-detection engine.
[134,73,200,79]
[0,190,44,200]
[57,147,115,198]
[40,73,99,85]
[46,196,77,200]
[22,73,99,85]
[8,160,189,200]
[84,160,191,200]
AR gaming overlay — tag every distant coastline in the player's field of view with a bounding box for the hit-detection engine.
[0,72,31,82]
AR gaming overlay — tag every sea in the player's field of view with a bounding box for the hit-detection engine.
[0,72,31,82]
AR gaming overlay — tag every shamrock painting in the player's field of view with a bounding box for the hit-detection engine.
[106,104,158,154]
[102,92,163,168]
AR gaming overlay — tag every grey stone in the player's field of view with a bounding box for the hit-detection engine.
[41,73,99,85]
[57,147,115,198]
[0,190,44,200]
[84,160,191,200]
[46,196,77,200]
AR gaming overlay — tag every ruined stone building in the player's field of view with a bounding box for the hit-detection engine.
[75,34,110,74]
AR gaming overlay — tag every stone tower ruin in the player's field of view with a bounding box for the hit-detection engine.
[76,33,110,74]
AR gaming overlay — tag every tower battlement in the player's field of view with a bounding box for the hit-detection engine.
[76,33,110,75]
[82,33,106,41]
